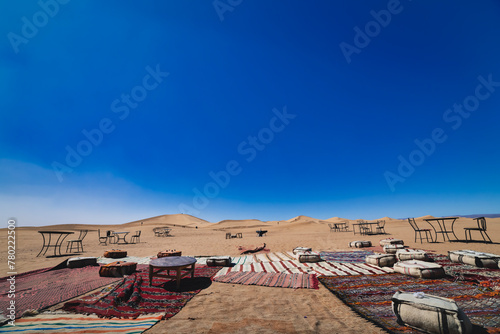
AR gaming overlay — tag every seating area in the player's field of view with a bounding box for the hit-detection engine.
[153,227,171,237]
[225,232,243,239]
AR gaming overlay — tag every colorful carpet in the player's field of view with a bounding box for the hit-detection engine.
[213,271,319,289]
[0,312,162,333]
[214,260,393,277]
[319,250,374,263]
[63,265,221,319]
[430,253,500,277]
[319,273,500,333]
[0,266,121,319]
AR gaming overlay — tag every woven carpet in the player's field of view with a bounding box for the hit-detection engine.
[63,265,221,319]
[0,266,121,319]
[214,260,393,277]
[213,271,319,289]
[0,313,162,333]
[319,273,500,333]
[429,253,500,280]
[319,250,374,263]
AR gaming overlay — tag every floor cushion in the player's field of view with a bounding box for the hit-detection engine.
[67,257,98,268]
[99,261,137,277]
[393,260,445,279]
[365,254,397,267]
[380,238,404,247]
[293,247,312,255]
[392,291,472,334]
[396,249,430,262]
[383,244,405,254]
[349,240,372,248]
[103,249,127,258]
[448,250,500,269]
[206,256,232,266]
[157,250,182,258]
[295,251,321,263]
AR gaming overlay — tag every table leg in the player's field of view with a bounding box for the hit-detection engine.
[176,268,182,289]
[191,263,195,278]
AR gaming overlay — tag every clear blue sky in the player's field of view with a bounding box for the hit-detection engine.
[1,0,499,226]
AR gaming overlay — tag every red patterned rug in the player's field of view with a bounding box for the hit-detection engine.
[319,273,500,333]
[0,266,121,319]
[63,265,221,319]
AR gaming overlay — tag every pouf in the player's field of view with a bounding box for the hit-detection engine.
[448,250,500,269]
[67,257,98,268]
[392,291,472,334]
[380,238,404,247]
[396,249,430,262]
[206,256,232,266]
[295,251,321,263]
[157,250,182,258]
[366,254,397,267]
[393,260,445,279]
[293,247,312,255]
[349,240,372,248]
[383,244,405,254]
[99,261,137,277]
[103,249,127,258]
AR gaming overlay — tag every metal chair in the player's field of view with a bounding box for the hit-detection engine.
[328,223,338,232]
[66,230,88,253]
[408,218,433,243]
[130,230,141,243]
[464,217,492,243]
[376,220,386,234]
[98,229,108,245]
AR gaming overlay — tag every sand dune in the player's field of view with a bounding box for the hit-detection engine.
[286,215,321,223]
[205,219,271,230]
[124,214,210,228]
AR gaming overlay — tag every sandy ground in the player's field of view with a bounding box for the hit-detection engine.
[1,214,499,333]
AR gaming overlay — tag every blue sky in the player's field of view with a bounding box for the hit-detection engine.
[1,0,499,226]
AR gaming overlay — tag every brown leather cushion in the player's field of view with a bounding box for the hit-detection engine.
[157,250,182,258]
[99,261,137,277]
[103,250,127,258]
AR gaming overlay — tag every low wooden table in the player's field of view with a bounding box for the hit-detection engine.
[149,256,197,289]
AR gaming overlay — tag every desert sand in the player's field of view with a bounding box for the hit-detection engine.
[1,214,499,333]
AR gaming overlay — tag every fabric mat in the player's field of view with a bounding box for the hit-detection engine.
[214,260,393,277]
[319,273,500,333]
[194,254,257,266]
[0,266,121,319]
[0,312,162,333]
[213,271,319,289]
[63,265,221,319]
[320,250,374,263]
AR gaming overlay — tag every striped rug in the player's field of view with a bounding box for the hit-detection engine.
[213,271,318,289]
[214,260,393,277]
[0,313,162,333]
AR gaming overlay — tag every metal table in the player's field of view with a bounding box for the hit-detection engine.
[112,231,130,244]
[424,217,459,242]
[37,231,74,257]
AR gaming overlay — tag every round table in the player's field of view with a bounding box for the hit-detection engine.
[149,256,197,289]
